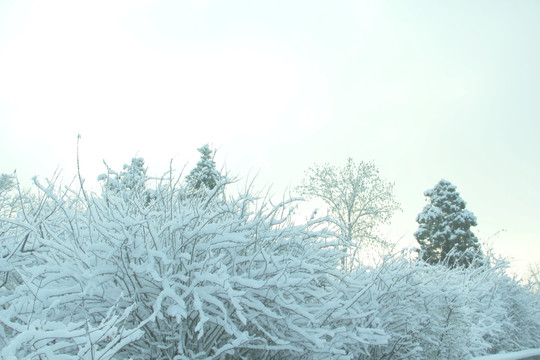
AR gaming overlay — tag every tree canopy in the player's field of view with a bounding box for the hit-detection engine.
[297,158,400,268]
[186,144,224,191]
[415,179,483,267]
[98,157,148,199]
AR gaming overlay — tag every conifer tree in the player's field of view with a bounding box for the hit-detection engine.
[98,158,150,203]
[0,173,16,218]
[415,179,482,267]
[186,144,223,191]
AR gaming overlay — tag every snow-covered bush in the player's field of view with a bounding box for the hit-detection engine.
[1,160,539,359]
[0,163,386,359]
[484,270,540,354]
[355,252,540,360]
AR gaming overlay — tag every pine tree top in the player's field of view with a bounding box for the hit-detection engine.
[415,179,482,268]
[186,144,223,191]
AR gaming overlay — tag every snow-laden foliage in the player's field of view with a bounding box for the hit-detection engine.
[357,252,540,360]
[98,158,154,205]
[0,173,17,219]
[0,172,35,220]
[0,165,386,359]
[1,164,539,359]
[186,144,224,191]
[297,158,400,270]
[415,179,483,267]
[527,263,540,293]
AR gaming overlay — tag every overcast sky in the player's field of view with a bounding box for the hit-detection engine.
[1,0,538,275]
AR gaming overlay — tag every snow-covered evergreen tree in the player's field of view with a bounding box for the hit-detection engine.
[186,144,223,191]
[415,179,482,267]
[0,174,16,217]
[98,157,152,203]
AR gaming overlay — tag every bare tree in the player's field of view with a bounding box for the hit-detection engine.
[297,158,400,268]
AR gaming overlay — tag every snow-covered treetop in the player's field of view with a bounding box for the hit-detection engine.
[98,157,149,201]
[297,158,400,260]
[415,179,482,268]
[185,144,224,191]
[0,173,15,193]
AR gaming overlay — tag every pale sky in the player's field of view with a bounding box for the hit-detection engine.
[1,0,539,275]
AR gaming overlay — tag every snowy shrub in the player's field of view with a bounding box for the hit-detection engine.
[484,270,540,353]
[0,164,387,359]
[356,252,540,360]
[1,161,539,359]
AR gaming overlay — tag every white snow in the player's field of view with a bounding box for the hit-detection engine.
[472,348,540,360]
